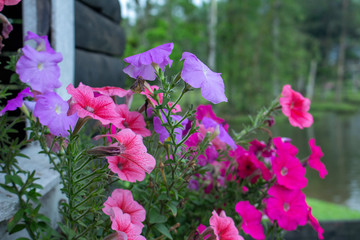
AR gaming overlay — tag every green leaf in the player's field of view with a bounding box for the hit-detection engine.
[166,201,178,216]
[8,224,26,234]
[154,223,173,240]
[8,209,24,232]
[149,209,167,224]
[5,175,23,186]
[16,238,30,240]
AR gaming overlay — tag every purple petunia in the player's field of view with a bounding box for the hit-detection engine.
[33,92,78,137]
[0,87,33,115]
[24,31,56,54]
[181,52,227,104]
[123,43,174,80]
[202,117,236,149]
[153,112,188,144]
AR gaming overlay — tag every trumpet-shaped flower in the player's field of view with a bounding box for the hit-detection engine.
[123,43,174,80]
[202,117,236,149]
[110,207,146,240]
[181,52,227,104]
[265,184,308,231]
[280,84,313,129]
[209,210,244,240]
[24,31,55,53]
[103,189,146,229]
[67,83,123,127]
[105,129,156,182]
[307,206,324,239]
[33,92,78,137]
[115,104,151,137]
[0,87,32,115]
[308,138,327,179]
[16,45,63,93]
[195,104,225,124]
[92,86,133,98]
[235,201,265,240]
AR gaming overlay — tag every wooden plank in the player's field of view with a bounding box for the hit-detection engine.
[36,0,51,36]
[75,49,126,88]
[75,1,125,57]
[78,0,121,23]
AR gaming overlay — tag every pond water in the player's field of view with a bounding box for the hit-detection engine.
[230,112,360,211]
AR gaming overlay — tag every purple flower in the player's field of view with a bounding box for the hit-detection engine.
[123,43,174,80]
[24,31,56,53]
[181,52,227,104]
[33,92,78,137]
[0,87,33,115]
[153,112,188,144]
[202,117,236,149]
[16,45,63,93]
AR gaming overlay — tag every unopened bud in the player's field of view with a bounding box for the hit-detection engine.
[87,145,125,157]
[209,125,220,141]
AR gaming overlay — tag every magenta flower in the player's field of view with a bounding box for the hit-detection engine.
[181,52,227,104]
[0,87,32,115]
[307,206,324,239]
[16,45,63,93]
[197,224,210,239]
[0,0,21,11]
[209,210,244,240]
[105,129,156,182]
[109,207,145,240]
[140,84,181,113]
[280,84,313,129]
[265,184,308,231]
[308,138,327,179]
[67,83,123,127]
[195,104,225,124]
[123,43,174,80]
[115,104,151,137]
[273,137,298,157]
[92,86,133,99]
[103,189,146,228]
[235,201,265,240]
[33,92,78,137]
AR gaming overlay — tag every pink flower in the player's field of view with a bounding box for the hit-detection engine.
[197,224,210,239]
[105,129,156,182]
[181,52,227,104]
[265,184,308,231]
[67,83,123,127]
[209,210,244,240]
[140,85,181,113]
[308,139,327,179]
[110,207,145,240]
[0,0,21,11]
[195,105,225,124]
[280,84,313,129]
[115,104,151,137]
[307,206,324,239]
[0,87,32,115]
[123,43,174,80]
[92,86,133,99]
[235,201,265,240]
[103,189,146,229]
[273,137,298,157]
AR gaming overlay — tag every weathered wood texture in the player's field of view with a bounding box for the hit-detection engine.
[74,0,126,88]
[79,0,121,23]
[75,49,125,87]
[36,0,51,35]
[75,1,125,56]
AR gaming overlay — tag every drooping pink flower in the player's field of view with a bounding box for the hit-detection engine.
[123,43,174,80]
[0,13,13,52]
[92,86,133,99]
[33,92,78,137]
[140,85,181,113]
[209,210,244,240]
[307,206,324,239]
[235,201,265,240]
[195,105,225,124]
[67,83,123,127]
[181,52,227,104]
[308,138,327,179]
[105,129,156,182]
[0,0,21,11]
[265,184,308,231]
[272,150,307,189]
[115,104,150,137]
[103,189,146,229]
[16,45,63,93]
[0,87,33,115]
[280,84,313,129]
[109,207,145,240]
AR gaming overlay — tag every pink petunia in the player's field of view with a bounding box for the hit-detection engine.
[181,52,227,104]
[115,104,151,137]
[273,137,298,157]
[0,87,33,115]
[307,206,324,239]
[103,189,146,228]
[280,84,313,129]
[235,201,265,240]
[209,210,244,240]
[123,43,174,80]
[109,207,145,240]
[308,138,327,179]
[67,83,123,127]
[140,85,181,113]
[92,86,133,99]
[197,224,211,239]
[105,129,156,182]
[265,184,308,231]
[0,0,21,11]
[195,105,225,124]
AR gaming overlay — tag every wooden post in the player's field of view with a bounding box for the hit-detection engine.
[22,0,37,47]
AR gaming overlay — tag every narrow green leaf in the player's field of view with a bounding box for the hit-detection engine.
[166,201,178,216]
[8,223,26,234]
[154,223,173,240]
[8,209,24,232]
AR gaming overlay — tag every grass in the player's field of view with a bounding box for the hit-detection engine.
[306,198,360,221]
